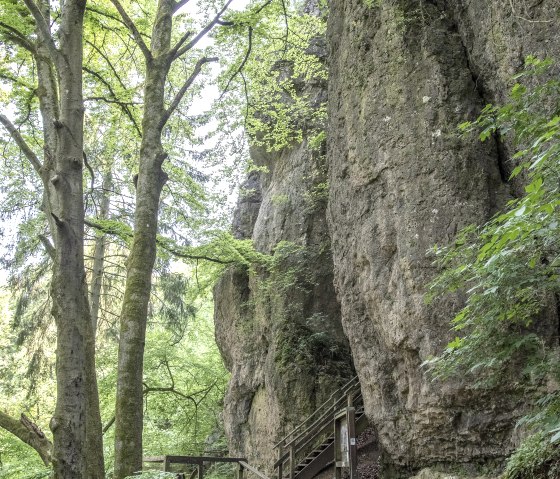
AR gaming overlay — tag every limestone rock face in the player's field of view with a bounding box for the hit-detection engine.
[215,0,560,475]
[327,0,560,473]
[214,47,354,470]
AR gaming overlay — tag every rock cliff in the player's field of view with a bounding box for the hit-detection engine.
[327,0,560,475]
[215,0,560,477]
[213,34,354,470]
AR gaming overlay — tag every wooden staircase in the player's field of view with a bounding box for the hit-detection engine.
[273,376,366,479]
[143,376,366,479]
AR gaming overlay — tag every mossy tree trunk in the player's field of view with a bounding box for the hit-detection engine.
[110,1,224,476]
[1,1,105,477]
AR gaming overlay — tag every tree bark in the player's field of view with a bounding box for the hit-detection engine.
[111,1,223,476]
[21,1,104,477]
[47,1,91,475]
[113,6,172,477]
[0,411,52,466]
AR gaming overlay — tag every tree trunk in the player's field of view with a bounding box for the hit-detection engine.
[86,172,112,479]
[113,3,173,477]
[26,1,104,477]
[111,0,222,475]
[48,1,90,474]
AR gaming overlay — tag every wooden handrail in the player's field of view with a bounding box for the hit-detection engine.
[273,392,363,469]
[273,376,364,479]
[239,460,271,479]
[144,455,270,479]
[284,385,361,450]
[290,390,361,449]
[144,456,247,463]
[274,376,360,449]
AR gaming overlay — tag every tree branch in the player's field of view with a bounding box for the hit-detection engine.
[84,96,141,106]
[108,0,152,60]
[216,19,235,26]
[0,411,52,466]
[168,29,194,61]
[0,71,36,92]
[252,0,276,15]
[21,0,59,61]
[86,38,131,91]
[159,56,218,129]
[219,26,252,100]
[142,376,218,409]
[0,21,36,53]
[83,66,142,137]
[0,114,43,175]
[38,234,55,260]
[172,0,192,14]
[102,416,115,435]
[171,0,234,60]
[143,383,198,408]
[86,5,129,29]
[84,218,234,264]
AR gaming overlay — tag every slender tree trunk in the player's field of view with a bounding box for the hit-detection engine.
[85,172,112,479]
[90,171,113,335]
[48,2,92,476]
[111,0,222,475]
[85,327,105,479]
[114,3,173,477]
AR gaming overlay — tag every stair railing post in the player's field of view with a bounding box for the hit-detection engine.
[277,441,284,479]
[237,461,244,479]
[163,456,170,472]
[334,414,341,479]
[347,407,357,479]
[289,444,295,479]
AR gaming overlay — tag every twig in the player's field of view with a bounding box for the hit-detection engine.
[171,0,235,60]
[219,26,253,100]
[159,57,218,129]
[108,0,153,60]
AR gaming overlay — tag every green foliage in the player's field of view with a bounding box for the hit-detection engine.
[425,56,560,458]
[96,298,229,473]
[0,429,50,479]
[204,462,238,479]
[244,240,352,379]
[274,315,347,374]
[264,240,318,294]
[0,463,51,479]
[123,472,176,479]
[215,1,327,151]
[503,432,560,479]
